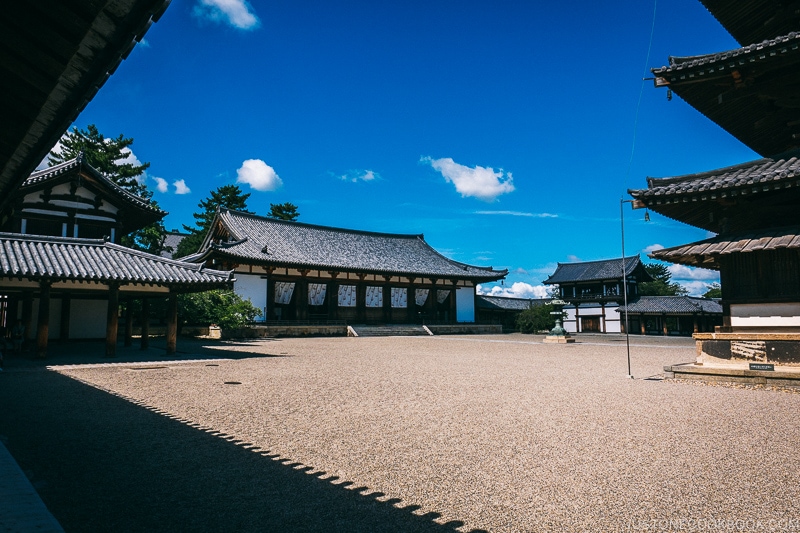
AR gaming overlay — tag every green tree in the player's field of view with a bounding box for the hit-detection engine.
[267,202,299,221]
[178,290,262,330]
[175,185,252,258]
[703,282,722,299]
[638,263,688,296]
[49,124,166,254]
[516,303,557,333]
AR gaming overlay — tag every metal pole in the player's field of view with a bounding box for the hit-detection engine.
[621,199,633,379]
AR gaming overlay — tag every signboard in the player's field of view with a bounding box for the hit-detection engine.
[749,363,774,371]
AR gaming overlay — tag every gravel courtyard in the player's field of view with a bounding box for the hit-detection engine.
[1,334,799,532]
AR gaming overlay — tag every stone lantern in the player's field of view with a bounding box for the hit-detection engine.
[544,299,575,344]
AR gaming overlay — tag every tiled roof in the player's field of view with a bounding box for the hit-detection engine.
[630,152,800,200]
[617,296,722,315]
[699,0,800,45]
[199,209,507,281]
[24,155,165,216]
[161,231,189,258]
[476,295,551,311]
[0,233,233,288]
[652,32,800,78]
[544,256,647,284]
[650,226,800,269]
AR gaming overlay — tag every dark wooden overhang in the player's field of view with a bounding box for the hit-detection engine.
[651,32,800,157]
[699,0,800,46]
[649,225,800,269]
[629,151,800,234]
[0,0,171,200]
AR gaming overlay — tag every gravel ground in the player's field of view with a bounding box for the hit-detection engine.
[1,333,799,532]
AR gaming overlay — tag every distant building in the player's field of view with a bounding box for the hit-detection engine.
[616,296,722,336]
[189,208,507,325]
[476,295,552,332]
[161,230,189,259]
[544,256,651,333]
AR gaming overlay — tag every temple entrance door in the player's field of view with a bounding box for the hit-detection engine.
[581,316,600,332]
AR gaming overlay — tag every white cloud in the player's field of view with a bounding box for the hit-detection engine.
[152,177,168,193]
[422,156,514,202]
[340,169,379,183]
[567,255,581,262]
[643,243,664,254]
[677,280,718,297]
[477,282,549,299]
[475,210,557,218]
[138,38,151,48]
[174,179,191,195]
[236,159,282,191]
[668,264,719,281]
[193,0,260,30]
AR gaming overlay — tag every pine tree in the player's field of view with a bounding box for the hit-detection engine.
[175,185,252,258]
[638,263,688,296]
[267,202,299,221]
[49,124,166,254]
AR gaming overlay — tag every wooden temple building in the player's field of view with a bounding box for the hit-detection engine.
[544,256,651,334]
[0,1,236,357]
[544,256,721,335]
[188,208,508,325]
[630,0,800,365]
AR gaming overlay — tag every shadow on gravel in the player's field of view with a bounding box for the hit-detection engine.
[0,370,477,533]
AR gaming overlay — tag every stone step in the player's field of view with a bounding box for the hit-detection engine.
[350,325,431,337]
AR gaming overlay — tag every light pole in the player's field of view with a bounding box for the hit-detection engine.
[621,198,634,379]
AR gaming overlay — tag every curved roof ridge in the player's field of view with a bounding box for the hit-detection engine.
[22,155,166,216]
[219,208,424,240]
[0,231,106,246]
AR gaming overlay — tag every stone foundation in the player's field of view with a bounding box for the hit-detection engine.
[695,332,800,366]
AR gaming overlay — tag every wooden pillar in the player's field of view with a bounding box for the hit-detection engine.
[327,277,338,321]
[296,275,309,321]
[356,275,367,323]
[427,280,437,323]
[449,281,458,323]
[36,282,51,359]
[106,283,119,357]
[407,278,416,323]
[59,296,70,341]
[166,292,178,355]
[640,314,646,335]
[662,314,668,336]
[382,278,392,324]
[124,300,134,347]
[601,303,607,333]
[140,298,150,350]
[574,304,581,333]
[22,291,33,345]
[266,277,275,320]
[722,302,731,330]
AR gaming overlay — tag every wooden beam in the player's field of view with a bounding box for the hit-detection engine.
[140,298,150,350]
[106,283,119,357]
[36,282,51,358]
[166,292,177,355]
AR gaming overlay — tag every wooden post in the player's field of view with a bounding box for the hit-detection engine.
[266,277,275,320]
[407,278,416,324]
[59,296,70,341]
[124,300,134,347]
[166,292,178,355]
[140,298,150,350]
[449,282,458,323]
[356,275,367,323]
[640,314,646,335]
[36,282,51,358]
[662,314,668,336]
[327,279,338,321]
[106,283,119,357]
[296,276,309,321]
[382,279,392,324]
[22,291,33,346]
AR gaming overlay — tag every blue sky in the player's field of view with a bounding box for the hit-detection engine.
[62,0,757,296]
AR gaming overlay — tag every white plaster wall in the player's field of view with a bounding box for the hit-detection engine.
[605,318,622,333]
[456,287,475,323]
[564,308,577,333]
[234,273,267,322]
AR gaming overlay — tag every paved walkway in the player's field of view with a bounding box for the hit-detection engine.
[0,439,63,532]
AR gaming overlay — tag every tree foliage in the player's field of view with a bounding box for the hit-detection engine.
[516,303,557,333]
[267,202,300,221]
[178,290,262,330]
[638,263,688,296]
[703,282,722,299]
[48,124,166,254]
[175,185,252,258]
